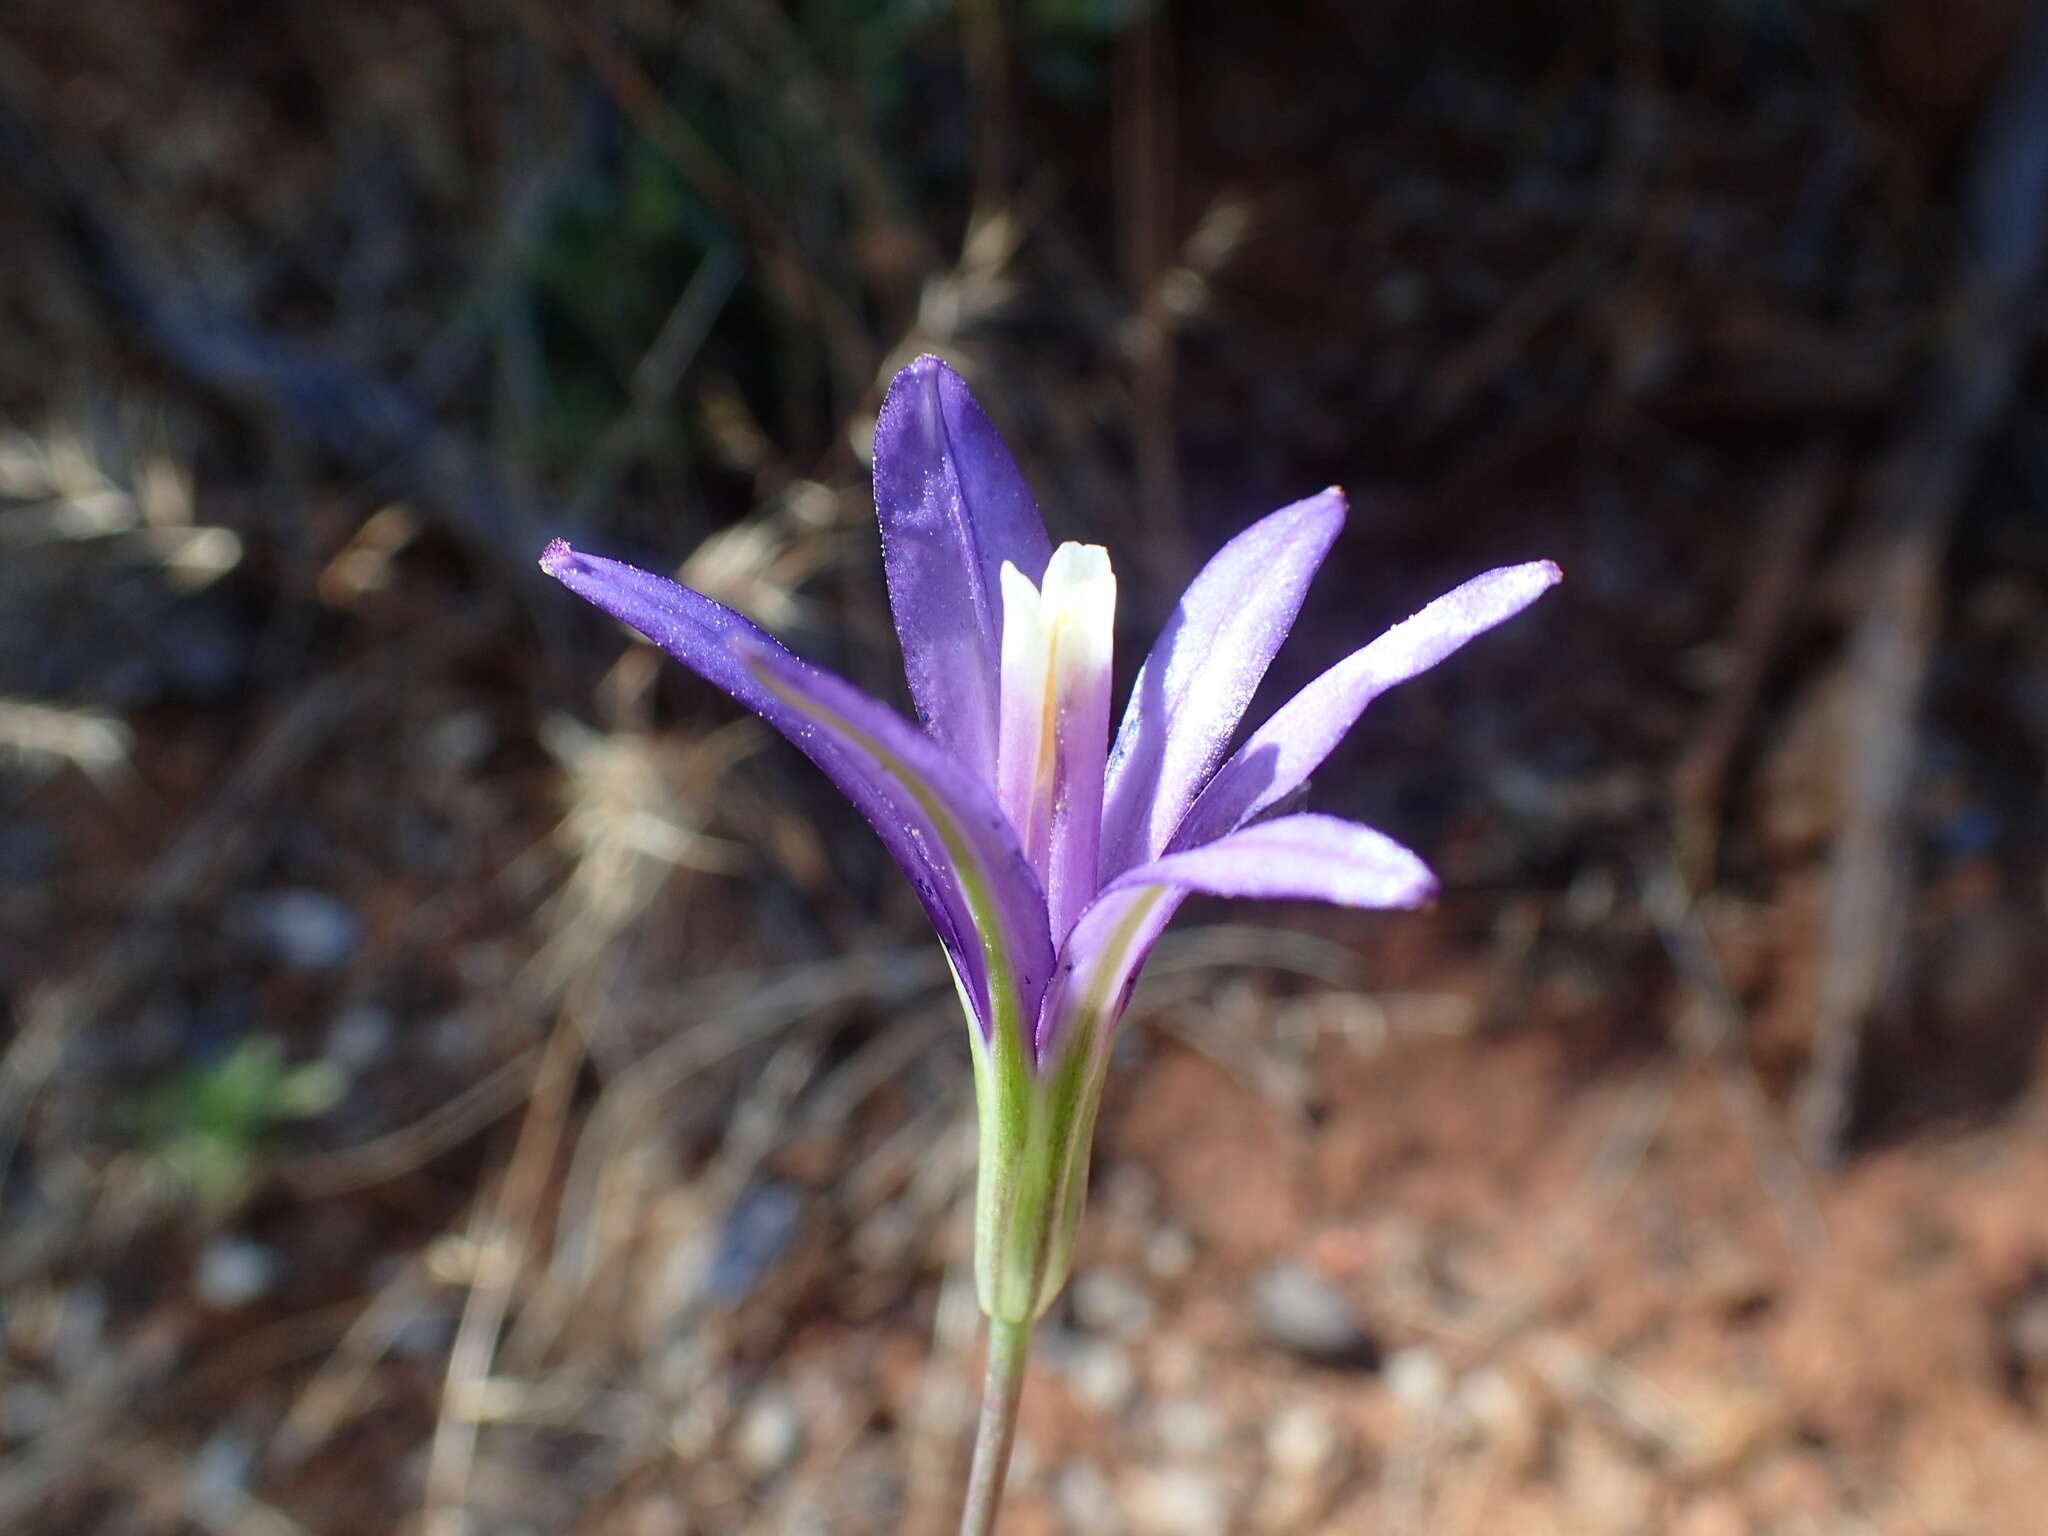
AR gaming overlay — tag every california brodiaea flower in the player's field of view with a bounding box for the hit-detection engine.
[540,356,1557,1331]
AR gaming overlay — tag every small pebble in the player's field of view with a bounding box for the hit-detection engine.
[194,1238,280,1310]
[1144,1225,1195,1281]
[1055,1460,1123,1535]
[1384,1346,1451,1417]
[705,1182,803,1304]
[188,1431,254,1521]
[1155,1397,1229,1458]
[1264,1401,1339,1481]
[1249,1260,1376,1366]
[240,890,360,971]
[735,1388,803,1477]
[325,1005,395,1071]
[388,1305,453,1360]
[1124,1466,1230,1536]
[1073,1267,1156,1339]
[1065,1339,1138,1414]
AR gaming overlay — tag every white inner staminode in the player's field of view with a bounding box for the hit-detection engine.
[996,543,1115,916]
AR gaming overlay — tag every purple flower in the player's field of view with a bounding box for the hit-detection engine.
[541,355,1557,1319]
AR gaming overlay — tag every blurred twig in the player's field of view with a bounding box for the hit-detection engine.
[280,1048,541,1199]
[568,242,747,520]
[1671,448,1838,887]
[0,86,558,599]
[423,1014,585,1536]
[511,947,944,1361]
[1799,6,2048,1165]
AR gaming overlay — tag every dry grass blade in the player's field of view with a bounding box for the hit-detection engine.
[520,947,943,1354]
[280,1046,541,1199]
[423,1014,585,1536]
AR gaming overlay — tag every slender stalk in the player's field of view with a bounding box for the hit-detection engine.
[959,1316,1032,1536]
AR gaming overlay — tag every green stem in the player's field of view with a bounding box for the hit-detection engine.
[959,1316,1032,1536]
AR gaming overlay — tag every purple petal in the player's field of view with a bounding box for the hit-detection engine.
[1097,489,1346,881]
[1175,560,1561,851]
[738,644,1057,1027]
[872,356,1054,787]
[1034,883,1187,1065]
[1104,813,1437,908]
[541,539,1053,1034]
[1035,813,1435,1062]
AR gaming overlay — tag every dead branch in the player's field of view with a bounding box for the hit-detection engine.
[1799,5,2048,1165]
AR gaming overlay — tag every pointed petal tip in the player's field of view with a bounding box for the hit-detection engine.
[885,351,958,400]
[1098,483,1354,877]
[872,345,1052,780]
[1300,484,1348,523]
[1495,556,1563,605]
[538,537,575,578]
[1273,485,1349,548]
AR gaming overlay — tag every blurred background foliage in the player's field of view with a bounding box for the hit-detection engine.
[3,0,2048,1531]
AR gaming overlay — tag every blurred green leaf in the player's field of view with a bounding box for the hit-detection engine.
[140,1035,343,1206]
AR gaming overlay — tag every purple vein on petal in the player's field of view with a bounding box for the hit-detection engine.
[1097,488,1346,882]
[1174,559,1561,852]
[872,356,1054,788]
[540,539,1052,1035]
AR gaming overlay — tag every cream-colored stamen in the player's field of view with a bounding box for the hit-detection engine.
[996,544,1115,931]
